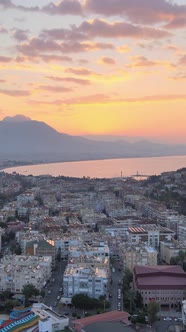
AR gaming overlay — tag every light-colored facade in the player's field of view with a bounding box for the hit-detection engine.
[32,303,69,332]
[127,225,174,249]
[0,255,52,293]
[182,300,186,326]
[160,240,186,264]
[62,264,109,303]
[123,245,157,272]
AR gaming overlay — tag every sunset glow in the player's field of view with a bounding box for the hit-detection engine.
[0,0,186,142]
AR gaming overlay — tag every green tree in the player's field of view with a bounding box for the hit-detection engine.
[22,284,39,306]
[135,290,143,309]
[147,301,160,324]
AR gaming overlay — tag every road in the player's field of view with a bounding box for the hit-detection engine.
[109,260,123,311]
[43,260,67,309]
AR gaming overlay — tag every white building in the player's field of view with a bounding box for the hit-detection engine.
[32,303,69,332]
[122,244,157,272]
[62,264,109,303]
[0,255,52,292]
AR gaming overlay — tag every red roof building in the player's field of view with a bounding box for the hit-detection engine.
[71,310,129,332]
[133,265,186,308]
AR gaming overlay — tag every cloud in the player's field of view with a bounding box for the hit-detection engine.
[99,57,116,65]
[77,19,171,40]
[164,17,186,29]
[27,93,186,107]
[178,55,186,66]
[65,67,98,75]
[43,0,83,16]
[84,0,186,25]
[0,89,30,96]
[0,0,14,8]
[46,76,91,85]
[0,56,12,63]
[126,56,157,68]
[12,29,29,41]
[169,73,186,80]
[17,37,114,56]
[38,85,73,93]
[38,54,72,62]
[17,38,62,55]
[0,26,7,33]
[117,45,131,53]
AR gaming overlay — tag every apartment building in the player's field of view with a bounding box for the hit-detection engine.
[0,255,52,293]
[127,224,174,249]
[62,264,109,303]
[121,244,157,272]
[160,240,186,264]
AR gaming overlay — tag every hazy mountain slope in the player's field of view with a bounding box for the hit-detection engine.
[0,118,186,162]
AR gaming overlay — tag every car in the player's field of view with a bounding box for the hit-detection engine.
[174,317,182,322]
[59,288,63,292]
[117,303,121,311]
[53,302,57,307]
[118,294,121,299]
[57,295,61,300]
[163,317,172,321]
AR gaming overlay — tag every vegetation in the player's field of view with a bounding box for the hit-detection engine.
[22,283,39,306]
[147,301,160,324]
[71,294,109,310]
[170,250,186,271]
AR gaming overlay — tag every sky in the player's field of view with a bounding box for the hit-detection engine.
[0,0,186,143]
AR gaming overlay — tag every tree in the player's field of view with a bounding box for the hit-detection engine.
[135,290,143,309]
[22,284,39,306]
[147,301,160,324]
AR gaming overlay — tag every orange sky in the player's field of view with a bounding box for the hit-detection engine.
[0,0,186,142]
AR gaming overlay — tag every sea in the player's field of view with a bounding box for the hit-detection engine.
[3,155,186,179]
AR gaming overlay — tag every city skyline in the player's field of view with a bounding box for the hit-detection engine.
[0,0,186,143]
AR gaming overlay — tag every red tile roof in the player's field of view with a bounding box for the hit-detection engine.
[71,310,129,332]
[134,265,186,290]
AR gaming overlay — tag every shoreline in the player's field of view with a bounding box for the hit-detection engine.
[1,152,186,173]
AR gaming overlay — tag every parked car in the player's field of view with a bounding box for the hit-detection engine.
[163,317,172,321]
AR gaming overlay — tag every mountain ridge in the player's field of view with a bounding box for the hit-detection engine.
[1,116,186,162]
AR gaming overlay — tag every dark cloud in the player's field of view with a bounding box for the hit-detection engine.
[0,0,14,8]
[46,76,91,85]
[77,19,171,40]
[178,55,186,65]
[18,37,113,56]
[65,68,97,75]
[0,56,12,63]
[0,89,30,96]
[43,0,83,16]
[38,85,73,93]
[126,56,157,68]
[84,0,186,25]
[39,54,72,62]
[164,17,186,29]
[12,29,29,41]
[17,38,62,55]
[100,57,116,65]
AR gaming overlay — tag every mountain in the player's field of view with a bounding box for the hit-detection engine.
[0,116,186,162]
